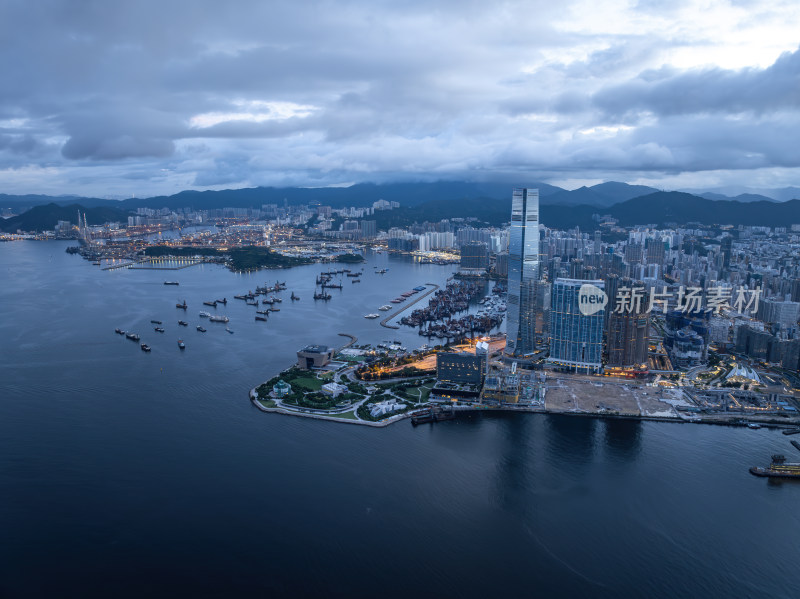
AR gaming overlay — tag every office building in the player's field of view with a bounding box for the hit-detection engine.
[547,278,605,373]
[505,188,540,356]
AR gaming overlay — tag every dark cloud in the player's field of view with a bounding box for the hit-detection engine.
[0,0,798,195]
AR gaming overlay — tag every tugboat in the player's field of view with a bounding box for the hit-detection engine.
[750,454,800,478]
[154,327,165,333]
[140,343,151,352]
[196,326,207,332]
[178,320,188,326]
[126,332,140,341]
[178,340,185,350]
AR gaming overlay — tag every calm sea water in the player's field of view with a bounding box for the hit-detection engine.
[1,241,798,598]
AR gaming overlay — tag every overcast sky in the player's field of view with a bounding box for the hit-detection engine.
[1,0,799,197]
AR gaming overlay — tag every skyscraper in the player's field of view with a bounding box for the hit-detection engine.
[606,279,650,369]
[548,278,605,374]
[505,188,540,356]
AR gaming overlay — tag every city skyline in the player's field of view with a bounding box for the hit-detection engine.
[1,1,800,197]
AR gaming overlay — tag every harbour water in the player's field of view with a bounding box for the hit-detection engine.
[1,241,799,598]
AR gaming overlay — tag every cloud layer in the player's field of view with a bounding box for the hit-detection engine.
[1,0,799,196]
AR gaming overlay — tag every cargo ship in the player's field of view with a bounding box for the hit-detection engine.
[750,454,800,479]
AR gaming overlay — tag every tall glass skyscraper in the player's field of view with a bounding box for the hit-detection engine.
[505,188,539,356]
[547,278,605,373]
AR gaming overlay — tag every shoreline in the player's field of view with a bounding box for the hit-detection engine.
[248,386,798,429]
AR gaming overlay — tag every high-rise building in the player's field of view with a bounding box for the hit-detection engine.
[606,280,650,369]
[505,188,540,356]
[547,278,605,373]
[459,241,489,270]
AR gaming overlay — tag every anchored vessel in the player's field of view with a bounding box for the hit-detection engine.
[750,454,800,479]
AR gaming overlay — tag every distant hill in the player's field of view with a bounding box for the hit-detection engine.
[119,181,566,211]
[543,182,660,208]
[606,192,800,227]
[698,192,776,203]
[0,203,132,233]
[372,191,800,230]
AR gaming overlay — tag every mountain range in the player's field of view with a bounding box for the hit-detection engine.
[2,181,799,214]
[2,183,800,233]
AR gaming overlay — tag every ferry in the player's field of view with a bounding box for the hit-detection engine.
[196,326,207,332]
[750,454,800,478]
[178,340,185,349]
[209,315,229,323]
[140,343,151,352]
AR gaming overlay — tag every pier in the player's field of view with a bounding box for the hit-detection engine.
[380,283,440,329]
[337,333,358,351]
[102,257,206,271]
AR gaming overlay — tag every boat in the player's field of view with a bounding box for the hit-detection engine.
[376,269,388,274]
[262,298,274,305]
[782,428,800,435]
[196,326,207,332]
[126,332,140,341]
[234,295,248,300]
[791,440,800,454]
[154,327,165,333]
[747,423,762,429]
[352,279,361,283]
[178,320,188,326]
[379,305,392,311]
[291,292,300,301]
[255,315,267,322]
[140,343,151,352]
[364,314,380,319]
[256,310,269,315]
[750,454,800,478]
[226,327,234,334]
[164,281,179,286]
[216,298,227,304]
[199,311,211,318]
[176,301,187,310]
[209,315,229,323]
[115,328,125,335]
[150,320,162,324]
[268,307,280,312]
[313,292,332,300]
[203,301,217,307]
[178,340,185,349]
